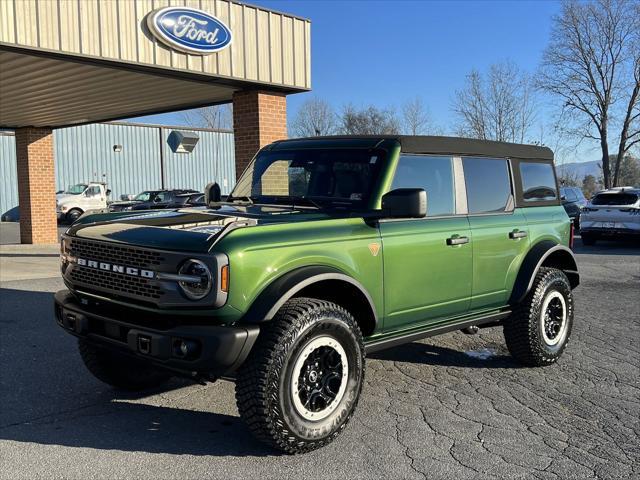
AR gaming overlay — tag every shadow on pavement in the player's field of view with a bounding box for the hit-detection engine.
[0,287,274,457]
[368,340,522,369]
[573,236,640,255]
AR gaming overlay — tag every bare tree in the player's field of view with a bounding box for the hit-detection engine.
[339,104,400,135]
[289,97,337,137]
[180,104,233,131]
[453,61,536,143]
[402,96,438,135]
[538,0,640,188]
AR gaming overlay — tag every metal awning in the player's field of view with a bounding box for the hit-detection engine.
[0,48,243,128]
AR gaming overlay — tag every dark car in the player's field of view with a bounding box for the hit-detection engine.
[560,187,588,229]
[174,192,206,207]
[108,189,197,212]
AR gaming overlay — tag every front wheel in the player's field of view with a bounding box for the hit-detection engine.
[504,267,574,366]
[65,208,83,224]
[235,298,364,453]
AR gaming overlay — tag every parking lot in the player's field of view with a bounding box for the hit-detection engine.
[0,238,638,479]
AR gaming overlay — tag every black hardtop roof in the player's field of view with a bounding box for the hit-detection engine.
[267,135,554,161]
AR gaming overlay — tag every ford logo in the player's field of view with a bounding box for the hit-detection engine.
[147,7,232,55]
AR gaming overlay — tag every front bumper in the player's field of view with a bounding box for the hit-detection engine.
[54,289,259,376]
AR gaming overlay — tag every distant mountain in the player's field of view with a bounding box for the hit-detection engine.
[556,160,601,180]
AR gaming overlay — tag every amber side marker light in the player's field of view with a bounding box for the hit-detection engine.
[220,265,229,292]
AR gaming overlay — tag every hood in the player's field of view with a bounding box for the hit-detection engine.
[57,195,81,206]
[56,193,77,202]
[109,200,142,209]
[67,204,340,253]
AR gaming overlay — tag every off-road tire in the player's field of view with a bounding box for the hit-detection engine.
[581,234,596,246]
[504,267,574,367]
[235,297,365,454]
[78,339,172,390]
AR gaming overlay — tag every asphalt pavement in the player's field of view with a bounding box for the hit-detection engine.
[0,240,638,479]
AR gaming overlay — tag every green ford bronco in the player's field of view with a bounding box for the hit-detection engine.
[55,136,579,453]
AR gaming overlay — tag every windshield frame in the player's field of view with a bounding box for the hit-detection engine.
[229,147,392,211]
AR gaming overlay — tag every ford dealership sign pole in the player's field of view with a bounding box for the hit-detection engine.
[147,7,232,54]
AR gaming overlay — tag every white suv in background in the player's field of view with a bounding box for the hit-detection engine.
[580,187,640,245]
[56,182,110,223]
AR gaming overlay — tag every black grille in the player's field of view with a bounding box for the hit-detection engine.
[69,239,165,269]
[68,239,166,300]
[70,267,164,299]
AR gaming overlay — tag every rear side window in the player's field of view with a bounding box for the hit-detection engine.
[462,157,512,214]
[391,155,455,216]
[519,162,557,201]
[591,193,638,206]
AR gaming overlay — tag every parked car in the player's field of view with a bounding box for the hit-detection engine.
[580,187,640,245]
[560,186,588,229]
[56,182,110,223]
[108,189,197,212]
[174,192,206,207]
[56,136,579,453]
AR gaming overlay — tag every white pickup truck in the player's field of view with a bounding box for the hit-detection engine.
[56,182,110,223]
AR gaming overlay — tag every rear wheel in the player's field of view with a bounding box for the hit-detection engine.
[78,339,172,390]
[235,298,364,454]
[504,267,574,366]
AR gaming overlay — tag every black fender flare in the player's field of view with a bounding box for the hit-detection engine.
[239,265,378,326]
[509,241,579,305]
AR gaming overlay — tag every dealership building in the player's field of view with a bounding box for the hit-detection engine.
[0,0,310,243]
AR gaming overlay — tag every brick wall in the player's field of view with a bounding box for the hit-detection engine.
[15,127,58,244]
[232,90,287,181]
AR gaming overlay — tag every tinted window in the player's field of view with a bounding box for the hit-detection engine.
[591,193,638,206]
[520,162,557,201]
[574,188,586,201]
[392,155,455,216]
[463,157,512,214]
[85,186,101,196]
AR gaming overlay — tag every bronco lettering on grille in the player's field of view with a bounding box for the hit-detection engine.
[76,257,155,279]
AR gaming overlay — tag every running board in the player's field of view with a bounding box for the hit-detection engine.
[364,310,511,354]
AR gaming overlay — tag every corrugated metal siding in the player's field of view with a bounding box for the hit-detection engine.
[0,134,18,219]
[54,123,163,201]
[53,123,235,201]
[163,128,235,194]
[1,0,311,90]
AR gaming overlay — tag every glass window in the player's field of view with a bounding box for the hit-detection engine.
[561,187,577,202]
[574,188,586,201]
[65,184,88,195]
[85,186,101,196]
[520,162,558,201]
[463,157,512,214]
[134,191,153,202]
[231,148,385,207]
[591,192,638,206]
[154,192,170,202]
[391,155,455,216]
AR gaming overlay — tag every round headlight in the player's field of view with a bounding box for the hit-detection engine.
[178,259,212,300]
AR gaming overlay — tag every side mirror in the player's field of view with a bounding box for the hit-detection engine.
[381,188,427,218]
[106,189,111,197]
[204,182,222,207]
[560,195,567,201]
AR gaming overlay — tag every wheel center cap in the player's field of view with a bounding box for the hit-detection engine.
[308,371,318,383]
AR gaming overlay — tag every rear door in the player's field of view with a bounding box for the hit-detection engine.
[380,155,472,332]
[463,157,530,311]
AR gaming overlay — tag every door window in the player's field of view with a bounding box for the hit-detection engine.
[391,155,455,216]
[462,157,512,214]
[85,186,101,197]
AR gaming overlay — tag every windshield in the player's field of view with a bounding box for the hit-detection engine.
[591,193,638,206]
[133,191,155,202]
[230,148,386,208]
[64,184,87,195]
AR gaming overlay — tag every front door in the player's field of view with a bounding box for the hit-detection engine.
[380,155,472,332]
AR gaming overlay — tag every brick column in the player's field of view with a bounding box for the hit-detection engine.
[232,90,287,180]
[15,127,58,244]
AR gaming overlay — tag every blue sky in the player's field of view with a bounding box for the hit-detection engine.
[130,1,596,163]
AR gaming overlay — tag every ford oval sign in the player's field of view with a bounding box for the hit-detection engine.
[147,7,232,55]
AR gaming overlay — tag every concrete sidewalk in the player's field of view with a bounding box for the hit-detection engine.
[0,243,61,282]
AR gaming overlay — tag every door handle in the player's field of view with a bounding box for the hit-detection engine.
[446,236,469,246]
[509,230,528,239]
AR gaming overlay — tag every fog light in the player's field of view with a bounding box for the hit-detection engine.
[173,339,199,358]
